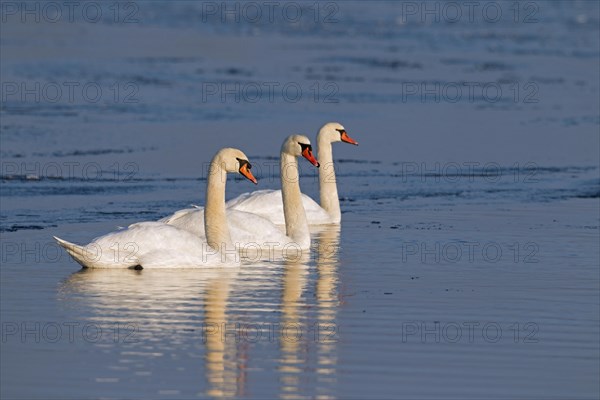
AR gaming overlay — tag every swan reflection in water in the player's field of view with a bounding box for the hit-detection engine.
[279,225,341,400]
[315,225,341,397]
[58,225,341,399]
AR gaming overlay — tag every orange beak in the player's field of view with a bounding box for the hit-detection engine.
[341,131,358,145]
[239,163,258,184]
[302,147,320,167]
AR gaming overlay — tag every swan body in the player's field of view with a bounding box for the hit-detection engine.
[225,190,330,226]
[228,122,357,224]
[55,148,257,269]
[163,135,320,250]
[163,190,330,230]
[54,222,226,268]
[160,206,291,247]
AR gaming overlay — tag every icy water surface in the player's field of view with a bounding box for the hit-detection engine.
[1,1,599,399]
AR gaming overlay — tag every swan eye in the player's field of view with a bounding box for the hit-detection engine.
[335,128,345,136]
[236,157,251,169]
[299,143,312,152]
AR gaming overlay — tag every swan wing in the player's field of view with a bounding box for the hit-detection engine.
[226,209,289,246]
[159,206,289,246]
[58,222,228,268]
[227,189,332,224]
[158,208,206,237]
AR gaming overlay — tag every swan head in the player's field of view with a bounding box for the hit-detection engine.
[214,148,258,184]
[282,135,320,167]
[319,122,359,145]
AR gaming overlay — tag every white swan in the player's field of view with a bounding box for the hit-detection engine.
[161,135,320,250]
[54,148,258,268]
[227,122,358,224]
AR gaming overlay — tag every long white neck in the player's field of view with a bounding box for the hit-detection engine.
[280,152,311,249]
[317,135,341,223]
[204,158,234,252]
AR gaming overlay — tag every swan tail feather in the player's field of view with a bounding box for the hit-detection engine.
[53,236,95,268]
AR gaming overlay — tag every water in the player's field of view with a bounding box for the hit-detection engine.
[1,1,599,399]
